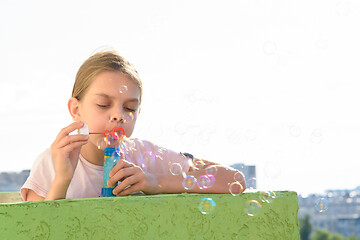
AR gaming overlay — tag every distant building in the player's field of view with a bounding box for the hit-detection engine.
[230,163,256,189]
[0,170,30,192]
[298,186,360,237]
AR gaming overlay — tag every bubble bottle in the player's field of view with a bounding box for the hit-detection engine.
[101,147,121,197]
[101,127,125,197]
[84,125,126,197]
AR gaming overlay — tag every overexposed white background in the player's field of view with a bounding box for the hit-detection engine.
[1,0,359,195]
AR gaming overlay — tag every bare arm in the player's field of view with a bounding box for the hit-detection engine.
[108,157,246,196]
[25,122,88,201]
[157,160,246,194]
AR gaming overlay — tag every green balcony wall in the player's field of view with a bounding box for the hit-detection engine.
[0,191,299,239]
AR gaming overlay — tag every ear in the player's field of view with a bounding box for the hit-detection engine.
[68,97,81,121]
[138,107,141,115]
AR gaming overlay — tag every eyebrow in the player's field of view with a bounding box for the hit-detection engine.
[94,93,139,103]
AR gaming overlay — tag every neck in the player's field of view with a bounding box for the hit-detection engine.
[80,142,105,166]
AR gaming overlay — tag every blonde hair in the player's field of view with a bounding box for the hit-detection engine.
[72,51,143,103]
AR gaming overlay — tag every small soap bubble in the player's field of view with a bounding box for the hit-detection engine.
[311,128,323,144]
[205,166,218,176]
[112,129,124,141]
[263,41,277,55]
[336,0,351,16]
[289,125,301,137]
[182,175,197,190]
[245,129,257,141]
[234,171,245,182]
[124,112,135,122]
[157,147,168,155]
[119,85,128,94]
[96,137,107,150]
[229,182,244,196]
[269,191,278,198]
[111,150,121,159]
[169,163,183,175]
[193,158,205,169]
[106,134,119,146]
[197,175,215,189]
[142,151,155,166]
[198,198,216,214]
[246,177,257,189]
[315,198,329,213]
[245,200,262,216]
[259,191,272,203]
[117,141,128,155]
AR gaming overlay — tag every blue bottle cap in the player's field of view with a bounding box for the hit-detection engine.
[104,148,116,157]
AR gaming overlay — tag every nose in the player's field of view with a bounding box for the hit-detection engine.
[109,109,125,123]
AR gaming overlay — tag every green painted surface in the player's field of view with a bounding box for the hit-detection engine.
[0,191,299,239]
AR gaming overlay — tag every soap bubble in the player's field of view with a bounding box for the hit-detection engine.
[246,177,257,189]
[263,41,277,55]
[259,191,272,203]
[197,175,215,189]
[193,158,205,169]
[311,128,323,144]
[124,112,135,122]
[140,151,155,168]
[112,129,124,141]
[106,134,119,146]
[229,182,244,196]
[205,166,218,176]
[315,198,329,212]
[198,198,216,214]
[245,129,257,141]
[111,150,121,159]
[234,171,245,182]
[169,163,183,175]
[119,85,128,94]
[289,125,301,137]
[96,137,107,150]
[336,0,351,16]
[157,147,168,155]
[182,175,197,190]
[245,200,262,216]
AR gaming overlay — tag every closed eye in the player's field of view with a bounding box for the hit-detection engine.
[125,107,136,112]
[97,104,109,108]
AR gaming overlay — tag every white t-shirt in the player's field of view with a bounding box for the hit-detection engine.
[21,138,192,200]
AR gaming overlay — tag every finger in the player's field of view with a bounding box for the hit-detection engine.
[108,167,136,187]
[113,175,140,195]
[56,134,89,149]
[109,159,134,178]
[62,139,89,153]
[55,122,85,142]
[116,183,142,196]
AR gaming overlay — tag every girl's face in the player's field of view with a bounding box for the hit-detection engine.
[78,71,141,146]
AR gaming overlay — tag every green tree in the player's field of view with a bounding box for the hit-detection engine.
[346,235,360,240]
[330,233,345,240]
[312,229,331,240]
[300,214,312,240]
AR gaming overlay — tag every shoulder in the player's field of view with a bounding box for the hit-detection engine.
[128,138,192,173]
[31,148,53,169]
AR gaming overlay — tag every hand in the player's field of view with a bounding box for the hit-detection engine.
[50,122,89,182]
[107,159,159,196]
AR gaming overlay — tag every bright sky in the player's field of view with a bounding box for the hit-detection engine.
[1,0,359,196]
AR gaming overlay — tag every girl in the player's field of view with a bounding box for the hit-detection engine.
[21,51,246,201]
